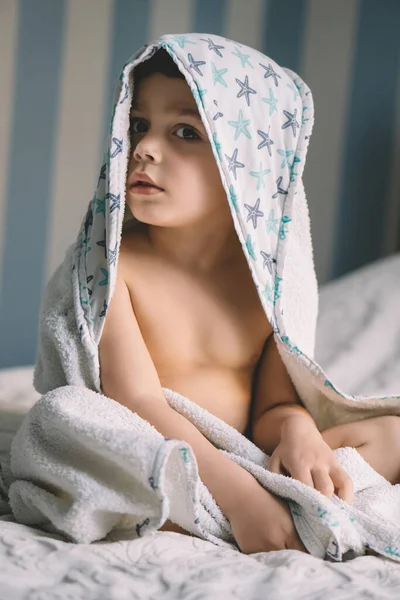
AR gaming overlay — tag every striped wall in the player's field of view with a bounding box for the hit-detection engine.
[0,0,399,368]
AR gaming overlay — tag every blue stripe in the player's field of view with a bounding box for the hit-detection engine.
[261,0,307,73]
[193,0,227,35]
[101,0,151,154]
[0,0,65,368]
[333,0,400,278]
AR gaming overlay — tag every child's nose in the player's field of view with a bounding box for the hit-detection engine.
[133,135,162,163]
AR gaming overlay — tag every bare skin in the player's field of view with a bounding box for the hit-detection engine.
[119,221,272,534]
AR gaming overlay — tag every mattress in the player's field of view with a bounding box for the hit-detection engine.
[0,253,399,599]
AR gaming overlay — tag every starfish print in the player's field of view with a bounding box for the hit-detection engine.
[212,63,228,87]
[257,129,274,156]
[282,109,300,137]
[289,155,301,182]
[287,82,300,101]
[261,89,278,116]
[110,137,123,158]
[98,268,109,286]
[228,109,252,140]
[245,235,256,260]
[262,282,275,304]
[235,75,257,106]
[109,241,118,266]
[279,215,292,240]
[99,299,108,317]
[119,82,129,104]
[97,231,107,258]
[229,185,239,212]
[244,198,264,229]
[231,46,254,69]
[224,148,245,180]
[192,85,207,106]
[200,37,224,57]
[272,176,288,199]
[95,196,105,215]
[277,149,294,169]
[171,35,196,49]
[212,99,223,120]
[302,106,310,125]
[249,163,271,190]
[212,132,222,159]
[259,62,281,87]
[99,164,107,179]
[260,251,277,275]
[265,209,280,235]
[188,53,206,77]
[105,192,120,213]
[274,276,283,303]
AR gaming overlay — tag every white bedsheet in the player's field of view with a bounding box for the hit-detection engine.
[1,253,400,599]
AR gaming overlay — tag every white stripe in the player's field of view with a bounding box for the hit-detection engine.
[384,60,400,255]
[224,0,266,50]
[0,0,18,292]
[148,0,194,40]
[301,0,360,284]
[45,0,113,281]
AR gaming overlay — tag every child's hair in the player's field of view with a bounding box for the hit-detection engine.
[123,49,186,229]
[133,48,185,86]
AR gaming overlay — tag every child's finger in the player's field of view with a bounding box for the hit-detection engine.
[311,468,335,498]
[268,453,285,475]
[330,467,354,504]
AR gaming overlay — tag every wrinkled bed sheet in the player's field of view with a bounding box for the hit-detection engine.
[1,253,400,599]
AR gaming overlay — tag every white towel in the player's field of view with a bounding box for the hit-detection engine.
[1,385,400,562]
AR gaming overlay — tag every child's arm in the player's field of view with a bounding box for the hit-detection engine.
[251,335,317,455]
[99,271,256,519]
[251,336,354,502]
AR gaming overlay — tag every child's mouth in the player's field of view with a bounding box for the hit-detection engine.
[131,182,164,194]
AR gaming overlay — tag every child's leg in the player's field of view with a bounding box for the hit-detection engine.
[321,415,400,485]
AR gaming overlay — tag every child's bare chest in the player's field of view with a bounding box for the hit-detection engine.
[120,233,271,431]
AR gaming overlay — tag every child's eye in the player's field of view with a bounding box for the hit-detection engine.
[130,118,148,134]
[175,125,201,141]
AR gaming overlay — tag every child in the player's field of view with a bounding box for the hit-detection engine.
[97,43,400,554]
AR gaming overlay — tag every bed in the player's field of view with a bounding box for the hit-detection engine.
[1,253,400,599]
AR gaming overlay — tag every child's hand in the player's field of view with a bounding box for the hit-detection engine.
[268,417,354,504]
[227,478,308,554]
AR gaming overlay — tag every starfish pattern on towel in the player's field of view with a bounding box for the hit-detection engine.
[261,89,278,115]
[110,137,123,158]
[235,75,257,106]
[212,63,228,87]
[232,46,254,69]
[171,35,197,49]
[188,53,206,76]
[266,209,280,235]
[260,251,277,274]
[282,109,300,137]
[249,162,271,190]
[105,193,120,213]
[200,37,225,57]
[225,148,245,180]
[257,128,274,155]
[228,109,252,140]
[259,62,281,86]
[272,176,289,199]
[244,198,264,228]
[277,149,295,169]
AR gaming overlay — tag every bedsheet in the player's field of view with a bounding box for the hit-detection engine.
[1,253,400,599]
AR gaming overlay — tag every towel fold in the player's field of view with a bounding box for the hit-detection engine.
[1,385,400,562]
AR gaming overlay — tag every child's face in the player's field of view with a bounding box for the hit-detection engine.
[126,73,229,229]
